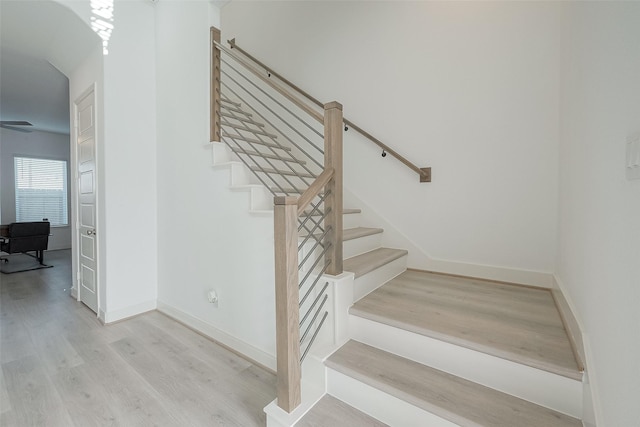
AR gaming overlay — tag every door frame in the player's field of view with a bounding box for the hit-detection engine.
[71,83,100,316]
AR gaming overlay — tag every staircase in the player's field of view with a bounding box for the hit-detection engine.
[210,38,584,426]
[209,102,583,427]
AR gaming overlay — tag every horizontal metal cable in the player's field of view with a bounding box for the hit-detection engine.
[298,211,328,252]
[221,115,304,192]
[221,97,327,238]
[220,80,321,178]
[299,282,329,327]
[300,294,328,343]
[221,63,324,165]
[221,135,289,196]
[299,246,331,291]
[221,56,323,145]
[299,261,330,304]
[298,228,330,271]
[301,311,328,363]
[298,192,329,233]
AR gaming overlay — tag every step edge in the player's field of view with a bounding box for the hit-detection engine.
[344,248,409,278]
[343,227,384,242]
[327,341,582,426]
[348,308,583,381]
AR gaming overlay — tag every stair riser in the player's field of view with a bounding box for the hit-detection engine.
[353,255,407,302]
[327,369,457,427]
[343,233,382,259]
[348,316,583,418]
[342,212,361,229]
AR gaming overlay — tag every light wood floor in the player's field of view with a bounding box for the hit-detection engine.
[0,250,276,426]
[350,270,581,379]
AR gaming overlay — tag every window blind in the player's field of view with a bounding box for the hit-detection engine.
[14,157,69,226]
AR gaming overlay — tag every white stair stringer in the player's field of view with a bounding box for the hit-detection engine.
[348,315,583,418]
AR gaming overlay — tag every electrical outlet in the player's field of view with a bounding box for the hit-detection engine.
[207,290,218,304]
[626,133,640,180]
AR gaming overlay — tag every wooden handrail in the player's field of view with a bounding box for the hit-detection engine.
[228,38,431,183]
[297,168,334,214]
[214,40,323,124]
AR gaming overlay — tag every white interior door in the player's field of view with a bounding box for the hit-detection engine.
[75,88,98,313]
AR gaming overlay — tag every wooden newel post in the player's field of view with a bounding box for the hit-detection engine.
[324,102,344,276]
[274,196,302,412]
[210,27,221,142]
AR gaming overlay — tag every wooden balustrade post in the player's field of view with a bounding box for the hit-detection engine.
[273,196,302,413]
[210,27,221,142]
[324,102,344,275]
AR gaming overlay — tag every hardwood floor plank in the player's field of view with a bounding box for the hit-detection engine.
[0,250,277,426]
[0,367,11,414]
[28,321,85,375]
[1,355,75,426]
[50,364,121,426]
[295,395,388,427]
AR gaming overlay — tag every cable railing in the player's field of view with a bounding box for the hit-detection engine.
[212,31,343,413]
[228,38,432,183]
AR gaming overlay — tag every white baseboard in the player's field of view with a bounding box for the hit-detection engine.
[103,299,157,324]
[422,257,553,288]
[157,300,276,372]
[553,274,602,427]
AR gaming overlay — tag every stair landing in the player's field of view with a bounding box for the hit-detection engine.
[350,270,582,380]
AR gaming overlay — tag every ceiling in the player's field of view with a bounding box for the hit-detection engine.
[0,0,101,135]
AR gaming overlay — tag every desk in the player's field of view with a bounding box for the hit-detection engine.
[0,225,8,238]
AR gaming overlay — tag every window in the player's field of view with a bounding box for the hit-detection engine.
[14,157,69,226]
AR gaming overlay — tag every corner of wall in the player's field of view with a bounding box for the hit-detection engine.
[552,274,602,427]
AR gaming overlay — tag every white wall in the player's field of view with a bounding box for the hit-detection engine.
[558,3,640,426]
[154,1,277,361]
[100,0,159,320]
[57,0,158,321]
[0,128,72,250]
[221,2,561,284]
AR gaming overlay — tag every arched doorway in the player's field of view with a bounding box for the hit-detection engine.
[0,0,104,313]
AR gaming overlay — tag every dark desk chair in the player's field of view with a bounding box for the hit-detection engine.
[0,221,50,265]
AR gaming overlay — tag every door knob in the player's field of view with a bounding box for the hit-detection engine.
[87,229,96,236]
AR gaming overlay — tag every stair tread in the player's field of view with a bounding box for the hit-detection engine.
[326,340,582,427]
[350,270,582,380]
[343,227,383,242]
[295,395,388,427]
[343,248,408,278]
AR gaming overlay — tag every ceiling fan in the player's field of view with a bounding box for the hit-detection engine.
[0,121,33,133]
